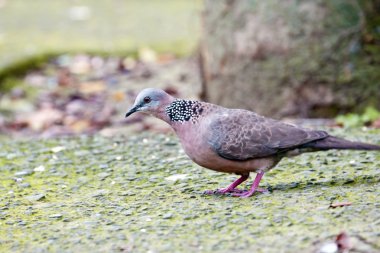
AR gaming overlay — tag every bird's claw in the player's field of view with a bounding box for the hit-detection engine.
[231,188,269,198]
[256,187,269,193]
[232,191,254,198]
[204,188,246,195]
[204,187,269,197]
[203,189,216,195]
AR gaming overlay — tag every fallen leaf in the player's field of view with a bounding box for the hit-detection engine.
[27,107,63,131]
[138,47,157,63]
[122,57,136,70]
[329,202,352,208]
[157,53,176,64]
[371,118,380,128]
[111,91,126,102]
[68,119,91,133]
[57,67,74,86]
[70,54,91,74]
[336,232,352,251]
[79,81,106,95]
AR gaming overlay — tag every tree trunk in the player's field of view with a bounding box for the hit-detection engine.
[200,0,380,118]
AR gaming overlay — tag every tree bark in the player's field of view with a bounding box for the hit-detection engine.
[200,0,380,117]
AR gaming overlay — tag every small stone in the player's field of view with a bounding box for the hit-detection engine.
[18,220,27,226]
[97,172,111,180]
[25,194,45,202]
[15,170,33,176]
[92,189,109,197]
[117,234,126,240]
[51,146,66,153]
[162,213,173,219]
[318,242,338,253]
[6,154,17,159]
[19,182,31,188]
[108,225,122,231]
[165,174,188,181]
[49,213,63,219]
[24,209,35,215]
[33,165,45,172]
[98,164,109,169]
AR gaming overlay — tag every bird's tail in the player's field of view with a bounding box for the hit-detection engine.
[302,136,380,151]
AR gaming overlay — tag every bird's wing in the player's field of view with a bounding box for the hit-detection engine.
[207,109,328,161]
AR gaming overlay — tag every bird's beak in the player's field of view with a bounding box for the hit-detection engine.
[125,105,139,118]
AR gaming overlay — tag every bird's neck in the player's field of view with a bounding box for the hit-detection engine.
[164,99,204,124]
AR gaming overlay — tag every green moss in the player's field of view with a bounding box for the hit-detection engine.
[336,106,380,127]
[0,129,380,252]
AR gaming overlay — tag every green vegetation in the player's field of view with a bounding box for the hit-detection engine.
[0,129,379,252]
[336,106,380,127]
[0,0,201,84]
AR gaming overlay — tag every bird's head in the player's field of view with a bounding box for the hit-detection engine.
[125,88,174,120]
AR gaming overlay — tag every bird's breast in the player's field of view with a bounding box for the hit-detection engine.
[173,122,211,163]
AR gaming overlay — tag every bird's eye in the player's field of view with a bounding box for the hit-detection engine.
[143,96,151,103]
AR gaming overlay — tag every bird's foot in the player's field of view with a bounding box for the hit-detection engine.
[231,188,269,198]
[256,187,269,193]
[204,188,245,195]
[204,187,268,196]
[232,191,255,198]
[203,189,216,195]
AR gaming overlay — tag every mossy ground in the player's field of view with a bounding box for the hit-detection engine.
[0,128,379,252]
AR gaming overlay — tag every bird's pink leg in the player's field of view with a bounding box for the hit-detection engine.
[232,171,265,198]
[204,174,249,195]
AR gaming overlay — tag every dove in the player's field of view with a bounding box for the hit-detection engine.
[125,88,380,197]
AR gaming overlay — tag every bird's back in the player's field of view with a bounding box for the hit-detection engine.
[205,107,329,160]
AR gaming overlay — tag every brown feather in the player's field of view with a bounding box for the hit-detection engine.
[207,109,328,160]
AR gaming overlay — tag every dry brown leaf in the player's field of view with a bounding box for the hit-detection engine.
[79,81,106,95]
[111,91,125,102]
[329,202,352,208]
[27,107,63,131]
[336,232,352,251]
[68,119,91,133]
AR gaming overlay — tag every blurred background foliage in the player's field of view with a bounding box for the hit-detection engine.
[336,106,380,127]
[0,0,202,137]
[0,0,379,138]
[0,0,201,82]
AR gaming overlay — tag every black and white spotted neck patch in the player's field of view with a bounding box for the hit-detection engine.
[165,99,204,123]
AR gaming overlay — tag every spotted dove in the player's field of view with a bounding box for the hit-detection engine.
[125,88,380,198]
